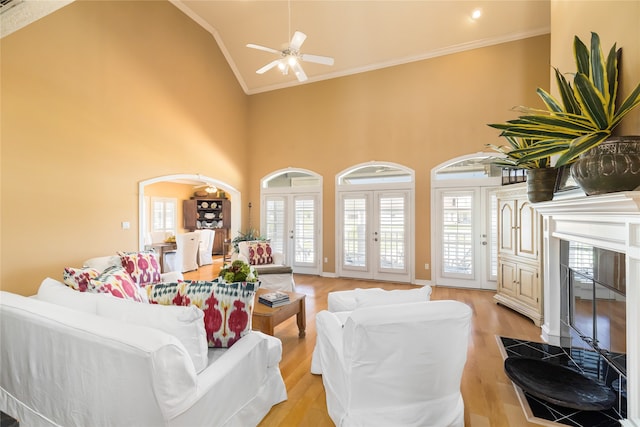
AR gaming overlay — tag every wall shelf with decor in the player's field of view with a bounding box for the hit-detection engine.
[183,198,230,254]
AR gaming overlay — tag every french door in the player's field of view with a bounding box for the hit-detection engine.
[262,193,320,275]
[338,190,411,282]
[433,187,498,289]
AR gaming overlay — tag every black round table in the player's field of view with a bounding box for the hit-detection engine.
[504,356,616,411]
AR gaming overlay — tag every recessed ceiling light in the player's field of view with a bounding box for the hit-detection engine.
[471,8,482,20]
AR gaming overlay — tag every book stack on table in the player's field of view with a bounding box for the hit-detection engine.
[258,291,290,308]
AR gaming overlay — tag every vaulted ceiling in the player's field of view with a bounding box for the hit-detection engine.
[1,0,550,94]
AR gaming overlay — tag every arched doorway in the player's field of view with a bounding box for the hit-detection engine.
[138,174,241,251]
[431,153,502,289]
[261,168,322,275]
[336,161,414,283]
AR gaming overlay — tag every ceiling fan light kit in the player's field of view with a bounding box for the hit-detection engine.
[247,30,334,82]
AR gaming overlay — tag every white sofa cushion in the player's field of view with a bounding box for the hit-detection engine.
[37,277,102,314]
[327,286,432,312]
[96,297,208,373]
[37,278,208,373]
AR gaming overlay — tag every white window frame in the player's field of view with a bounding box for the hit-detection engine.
[151,197,177,235]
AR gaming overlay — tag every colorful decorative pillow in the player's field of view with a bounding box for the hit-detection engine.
[147,279,257,348]
[89,266,145,302]
[63,267,100,292]
[248,241,273,265]
[117,250,162,287]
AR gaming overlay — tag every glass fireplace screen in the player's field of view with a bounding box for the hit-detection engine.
[560,239,626,375]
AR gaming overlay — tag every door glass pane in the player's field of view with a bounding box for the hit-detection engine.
[343,197,367,267]
[379,195,405,270]
[489,192,498,279]
[442,193,473,276]
[294,198,315,264]
[265,198,285,254]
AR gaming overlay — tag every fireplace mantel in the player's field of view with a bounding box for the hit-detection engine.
[535,190,640,426]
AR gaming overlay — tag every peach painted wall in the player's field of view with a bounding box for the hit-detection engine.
[1,1,249,294]
[4,1,635,294]
[551,0,640,135]
[247,35,551,280]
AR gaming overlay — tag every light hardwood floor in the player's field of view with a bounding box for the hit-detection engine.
[185,264,543,426]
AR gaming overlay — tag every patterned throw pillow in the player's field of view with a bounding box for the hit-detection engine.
[248,241,273,265]
[147,279,257,348]
[89,266,145,302]
[63,267,100,292]
[118,251,162,287]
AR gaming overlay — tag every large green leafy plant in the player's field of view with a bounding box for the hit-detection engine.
[489,32,640,167]
[486,135,551,169]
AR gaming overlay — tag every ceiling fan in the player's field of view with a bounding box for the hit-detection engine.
[247,31,334,82]
[194,182,217,194]
[246,0,334,82]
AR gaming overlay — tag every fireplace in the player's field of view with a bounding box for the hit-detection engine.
[560,240,626,375]
[535,191,640,426]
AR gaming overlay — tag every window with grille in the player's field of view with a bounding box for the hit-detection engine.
[343,198,367,267]
[295,198,315,264]
[442,194,473,275]
[151,197,176,235]
[379,196,405,269]
[265,198,285,254]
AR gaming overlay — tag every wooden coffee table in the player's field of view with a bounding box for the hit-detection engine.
[252,288,306,337]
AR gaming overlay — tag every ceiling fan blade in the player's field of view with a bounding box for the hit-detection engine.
[301,53,334,66]
[256,60,281,74]
[246,43,280,55]
[289,31,307,51]
[292,61,308,82]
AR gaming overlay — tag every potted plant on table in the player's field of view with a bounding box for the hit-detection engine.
[486,135,558,202]
[488,32,640,195]
[219,259,259,284]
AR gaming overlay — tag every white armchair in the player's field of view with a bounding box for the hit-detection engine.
[197,229,215,266]
[311,286,432,374]
[314,300,472,427]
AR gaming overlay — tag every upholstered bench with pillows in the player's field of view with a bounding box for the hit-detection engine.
[233,241,295,292]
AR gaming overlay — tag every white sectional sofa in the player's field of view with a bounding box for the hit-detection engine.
[0,278,287,427]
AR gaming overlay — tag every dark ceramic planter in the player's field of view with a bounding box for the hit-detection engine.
[570,136,640,196]
[526,168,558,203]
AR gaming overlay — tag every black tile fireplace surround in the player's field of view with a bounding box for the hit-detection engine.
[500,337,626,426]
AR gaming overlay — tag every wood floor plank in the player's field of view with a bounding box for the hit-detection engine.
[183,267,543,426]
